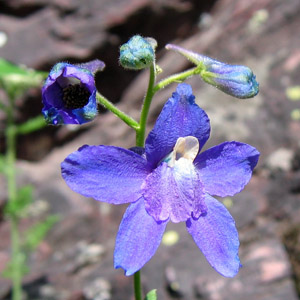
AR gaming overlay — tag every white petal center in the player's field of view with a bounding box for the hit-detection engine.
[166,136,199,168]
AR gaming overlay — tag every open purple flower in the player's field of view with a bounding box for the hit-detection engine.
[61,83,259,277]
[42,60,105,125]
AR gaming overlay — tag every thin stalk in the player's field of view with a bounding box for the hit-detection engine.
[132,63,156,300]
[96,93,139,131]
[153,66,200,93]
[6,108,22,300]
[134,271,142,300]
[16,115,46,135]
[136,63,156,147]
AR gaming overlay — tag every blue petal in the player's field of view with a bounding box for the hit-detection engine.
[195,142,259,197]
[42,81,64,108]
[143,161,206,223]
[79,59,105,74]
[62,65,94,92]
[145,83,210,168]
[72,90,97,123]
[114,200,168,276]
[42,107,76,125]
[128,146,146,158]
[61,145,150,204]
[186,194,241,277]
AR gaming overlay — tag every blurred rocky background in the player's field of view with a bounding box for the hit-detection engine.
[0,0,300,299]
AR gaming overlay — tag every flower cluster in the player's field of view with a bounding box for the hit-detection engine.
[61,83,259,277]
[42,59,105,125]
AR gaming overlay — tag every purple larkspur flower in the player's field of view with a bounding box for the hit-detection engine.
[166,44,259,99]
[42,60,105,125]
[61,83,259,277]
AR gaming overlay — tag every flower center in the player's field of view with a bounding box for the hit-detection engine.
[62,84,91,109]
[165,136,199,167]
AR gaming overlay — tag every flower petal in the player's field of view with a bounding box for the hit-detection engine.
[79,59,105,74]
[72,90,98,123]
[61,145,150,204]
[114,200,168,276]
[195,142,259,197]
[143,160,206,223]
[186,194,241,277]
[145,83,210,168]
[42,81,64,108]
[62,65,95,93]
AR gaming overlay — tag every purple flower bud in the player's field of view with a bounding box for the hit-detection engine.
[42,60,105,125]
[166,44,259,99]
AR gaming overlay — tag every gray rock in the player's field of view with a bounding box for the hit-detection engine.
[265,148,294,172]
[193,238,298,300]
[83,278,111,300]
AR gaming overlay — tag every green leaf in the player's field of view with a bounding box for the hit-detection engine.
[23,215,60,252]
[0,58,47,99]
[144,289,157,300]
[2,252,29,279]
[4,185,33,217]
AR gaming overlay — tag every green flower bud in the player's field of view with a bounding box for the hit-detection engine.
[119,35,157,70]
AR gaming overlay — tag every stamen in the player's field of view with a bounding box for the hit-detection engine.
[62,84,91,109]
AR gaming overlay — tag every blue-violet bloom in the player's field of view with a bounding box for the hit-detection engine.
[42,59,105,125]
[61,83,259,277]
[166,44,259,99]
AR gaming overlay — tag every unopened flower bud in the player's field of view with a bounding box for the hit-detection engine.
[166,44,259,99]
[119,35,157,70]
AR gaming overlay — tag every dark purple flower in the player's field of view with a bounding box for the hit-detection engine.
[61,83,259,277]
[42,60,105,125]
[166,44,259,99]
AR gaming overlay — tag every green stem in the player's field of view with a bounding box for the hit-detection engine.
[132,63,156,300]
[6,109,22,300]
[136,63,156,147]
[16,115,46,135]
[96,93,139,131]
[134,271,143,300]
[153,66,200,93]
